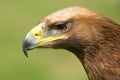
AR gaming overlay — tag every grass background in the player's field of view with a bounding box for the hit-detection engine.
[0,0,120,80]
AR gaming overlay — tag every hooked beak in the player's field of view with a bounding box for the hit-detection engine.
[22,32,40,57]
[22,24,43,57]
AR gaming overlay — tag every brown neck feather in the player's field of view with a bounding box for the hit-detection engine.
[69,40,120,80]
[67,19,120,80]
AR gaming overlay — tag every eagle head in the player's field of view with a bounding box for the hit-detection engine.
[22,6,100,57]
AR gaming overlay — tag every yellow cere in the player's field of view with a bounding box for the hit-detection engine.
[31,24,42,40]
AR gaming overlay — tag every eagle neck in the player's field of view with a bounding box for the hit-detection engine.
[68,41,120,80]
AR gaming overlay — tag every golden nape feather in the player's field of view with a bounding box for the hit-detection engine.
[22,6,120,80]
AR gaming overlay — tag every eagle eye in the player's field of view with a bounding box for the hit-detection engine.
[55,22,71,31]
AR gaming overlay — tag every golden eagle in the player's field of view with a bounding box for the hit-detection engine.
[22,7,120,80]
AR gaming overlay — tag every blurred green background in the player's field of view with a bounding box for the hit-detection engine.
[0,0,120,80]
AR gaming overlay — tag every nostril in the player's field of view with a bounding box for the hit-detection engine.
[34,33,41,39]
[34,33,39,37]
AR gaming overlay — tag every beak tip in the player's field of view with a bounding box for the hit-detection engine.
[23,48,29,58]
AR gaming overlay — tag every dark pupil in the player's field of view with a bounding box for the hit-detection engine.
[56,23,67,30]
